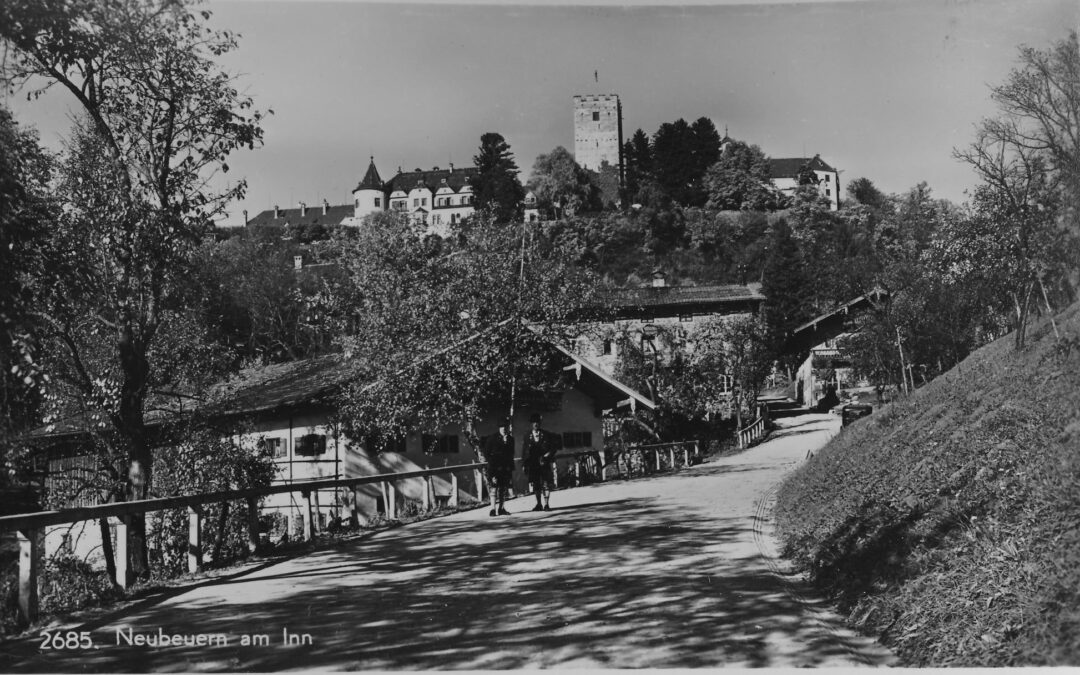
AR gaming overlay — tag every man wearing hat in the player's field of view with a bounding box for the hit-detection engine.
[481,418,515,516]
[523,413,557,511]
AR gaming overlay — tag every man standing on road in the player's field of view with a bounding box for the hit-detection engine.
[481,418,515,516]
[523,413,557,511]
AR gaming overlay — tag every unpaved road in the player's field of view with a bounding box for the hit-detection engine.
[3,413,896,671]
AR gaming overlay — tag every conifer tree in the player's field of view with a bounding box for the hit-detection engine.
[473,132,526,224]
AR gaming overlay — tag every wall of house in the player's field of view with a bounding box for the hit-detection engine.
[773,169,839,211]
[576,310,753,376]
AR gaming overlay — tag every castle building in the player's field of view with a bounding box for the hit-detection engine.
[246,158,482,237]
[768,155,841,211]
[573,94,624,185]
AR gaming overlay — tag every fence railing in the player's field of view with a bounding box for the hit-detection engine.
[603,441,700,480]
[0,461,486,627]
[2,439,706,628]
[737,416,766,448]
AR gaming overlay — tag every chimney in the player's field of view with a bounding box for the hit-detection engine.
[299,201,307,217]
[242,209,248,225]
[449,162,454,173]
[293,255,303,271]
[322,199,329,215]
[651,270,667,288]
[273,205,280,219]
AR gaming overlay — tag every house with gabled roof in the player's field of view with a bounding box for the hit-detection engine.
[220,334,655,530]
[571,271,766,377]
[22,325,656,557]
[769,154,841,211]
[786,289,888,407]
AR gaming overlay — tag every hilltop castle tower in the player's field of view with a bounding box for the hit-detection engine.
[573,94,623,185]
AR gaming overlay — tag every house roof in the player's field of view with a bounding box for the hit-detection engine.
[549,342,657,413]
[384,166,478,194]
[786,289,888,357]
[768,155,836,179]
[246,204,354,228]
[355,157,384,191]
[606,283,765,318]
[200,353,361,419]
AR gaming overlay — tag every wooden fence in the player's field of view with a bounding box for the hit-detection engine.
[0,462,486,627]
[737,416,766,448]
[2,439,704,628]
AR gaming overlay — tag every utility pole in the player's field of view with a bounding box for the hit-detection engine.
[508,219,529,424]
[895,327,909,395]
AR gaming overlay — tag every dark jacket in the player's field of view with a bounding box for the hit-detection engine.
[481,432,515,478]
[522,429,557,476]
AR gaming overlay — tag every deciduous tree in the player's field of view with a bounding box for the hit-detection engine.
[527,146,599,218]
[2,0,266,580]
[704,139,782,211]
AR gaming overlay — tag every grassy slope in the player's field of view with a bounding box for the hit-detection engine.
[775,301,1080,666]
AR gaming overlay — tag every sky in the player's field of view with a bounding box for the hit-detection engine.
[6,0,1079,226]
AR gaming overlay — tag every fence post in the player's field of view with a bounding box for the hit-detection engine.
[683,445,690,467]
[386,481,397,519]
[115,517,131,589]
[668,447,676,469]
[17,528,41,627]
[246,497,260,553]
[449,473,459,508]
[350,486,360,526]
[422,476,432,511]
[655,448,661,471]
[473,470,484,502]
[312,490,322,534]
[302,491,314,541]
[694,441,700,458]
[574,459,581,483]
[187,507,202,574]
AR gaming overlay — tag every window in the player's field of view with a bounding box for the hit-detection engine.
[592,111,600,121]
[602,339,613,355]
[433,214,441,225]
[364,435,406,454]
[422,434,459,454]
[374,197,381,207]
[718,375,734,394]
[562,431,592,448]
[422,198,427,207]
[413,198,419,207]
[295,434,327,457]
[354,199,359,209]
[260,437,286,459]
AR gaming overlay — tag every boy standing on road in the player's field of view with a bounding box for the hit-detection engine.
[523,413,557,511]
[481,418,515,516]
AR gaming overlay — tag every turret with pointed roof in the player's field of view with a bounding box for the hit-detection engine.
[355,156,384,192]
[352,156,387,220]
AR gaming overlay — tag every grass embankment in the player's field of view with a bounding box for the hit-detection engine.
[775,302,1080,667]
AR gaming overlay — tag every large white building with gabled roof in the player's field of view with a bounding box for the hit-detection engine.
[246,157,482,237]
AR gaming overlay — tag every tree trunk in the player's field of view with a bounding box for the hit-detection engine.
[1014,281,1034,350]
[98,517,117,586]
[117,329,152,582]
[211,501,231,564]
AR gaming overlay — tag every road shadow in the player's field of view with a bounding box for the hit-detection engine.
[10,489,890,671]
